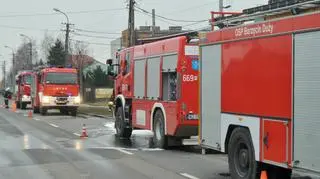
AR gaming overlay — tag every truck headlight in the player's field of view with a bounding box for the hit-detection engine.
[42,96,50,104]
[74,95,81,104]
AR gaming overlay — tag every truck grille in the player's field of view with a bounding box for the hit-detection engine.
[56,97,68,105]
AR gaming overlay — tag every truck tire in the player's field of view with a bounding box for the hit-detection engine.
[16,101,20,109]
[228,127,260,179]
[70,109,77,116]
[60,109,69,115]
[40,107,47,115]
[152,110,168,149]
[21,102,27,110]
[115,107,132,138]
[33,107,40,113]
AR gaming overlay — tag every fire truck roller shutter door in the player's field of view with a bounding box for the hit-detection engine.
[162,54,178,72]
[147,57,161,99]
[294,30,320,172]
[134,59,146,99]
[200,44,221,150]
[162,54,178,101]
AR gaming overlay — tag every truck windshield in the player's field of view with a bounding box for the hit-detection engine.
[45,72,77,84]
[23,75,32,84]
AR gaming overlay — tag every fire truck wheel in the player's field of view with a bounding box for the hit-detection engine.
[152,110,168,149]
[40,107,47,115]
[60,109,69,115]
[33,107,40,113]
[228,127,260,179]
[115,107,132,138]
[70,109,77,116]
[16,101,20,109]
[21,102,27,110]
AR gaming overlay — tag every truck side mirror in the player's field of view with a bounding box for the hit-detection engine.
[106,59,116,77]
[106,59,113,65]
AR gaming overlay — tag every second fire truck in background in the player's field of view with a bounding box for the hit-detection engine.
[15,70,33,109]
[31,66,80,116]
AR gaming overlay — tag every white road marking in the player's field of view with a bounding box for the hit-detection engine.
[180,173,200,179]
[73,133,81,136]
[33,118,40,121]
[49,123,59,128]
[93,146,134,155]
[116,148,133,155]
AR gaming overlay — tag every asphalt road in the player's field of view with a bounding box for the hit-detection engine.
[0,100,230,179]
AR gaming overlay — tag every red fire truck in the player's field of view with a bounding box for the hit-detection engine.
[15,70,33,109]
[31,66,80,116]
[107,34,199,148]
[199,1,320,178]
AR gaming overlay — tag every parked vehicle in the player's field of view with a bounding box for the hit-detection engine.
[15,70,33,109]
[107,34,199,148]
[199,1,320,178]
[31,66,80,116]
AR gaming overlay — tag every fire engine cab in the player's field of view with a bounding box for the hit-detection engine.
[15,70,33,109]
[31,66,80,116]
[107,34,199,148]
[199,0,320,178]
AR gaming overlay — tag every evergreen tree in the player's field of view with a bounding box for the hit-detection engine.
[47,39,65,66]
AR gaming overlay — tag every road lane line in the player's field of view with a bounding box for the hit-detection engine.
[116,148,133,155]
[73,133,81,136]
[180,173,200,179]
[49,123,59,128]
[33,118,40,121]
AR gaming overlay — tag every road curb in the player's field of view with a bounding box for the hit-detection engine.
[79,112,112,119]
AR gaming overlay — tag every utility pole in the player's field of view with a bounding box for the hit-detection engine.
[219,0,224,15]
[128,0,136,47]
[2,61,5,88]
[64,22,70,65]
[29,42,32,69]
[53,8,70,65]
[152,9,156,37]
[5,46,15,89]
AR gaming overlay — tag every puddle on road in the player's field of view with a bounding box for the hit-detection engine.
[101,121,201,153]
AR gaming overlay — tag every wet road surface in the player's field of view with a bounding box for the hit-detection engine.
[0,101,231,179]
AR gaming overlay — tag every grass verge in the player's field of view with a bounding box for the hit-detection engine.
[78,105,112,117]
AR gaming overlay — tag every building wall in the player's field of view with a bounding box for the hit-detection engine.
[110,38,122,62]
[120,26,186,48]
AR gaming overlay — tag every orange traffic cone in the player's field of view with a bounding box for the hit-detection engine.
[11,102,16,112]
[80,124,88,138]
[260,171,268,179]
[28,110,33,118]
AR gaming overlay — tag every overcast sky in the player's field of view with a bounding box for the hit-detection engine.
[0,0,267,78]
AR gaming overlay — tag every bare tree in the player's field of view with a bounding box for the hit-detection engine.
[40,31,55,62]
[72,41,90,99]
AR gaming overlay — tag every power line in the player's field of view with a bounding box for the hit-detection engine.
[135,6,207,23]
[165,1,219,15]
[0,24,59,32]
[0,8,126,18]
[74,28,121,35]
[70,39,119,46]
[71,32,118,39]
[135,8,179,27]
[135,8,198,30]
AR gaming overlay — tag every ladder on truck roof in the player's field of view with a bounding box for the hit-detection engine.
[211,0,320,29]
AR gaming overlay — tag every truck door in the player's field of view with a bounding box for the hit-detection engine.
[200,44,222,150]
[294,30,320,172]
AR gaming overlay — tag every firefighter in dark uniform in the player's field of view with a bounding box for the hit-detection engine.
[3,87,12,108]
